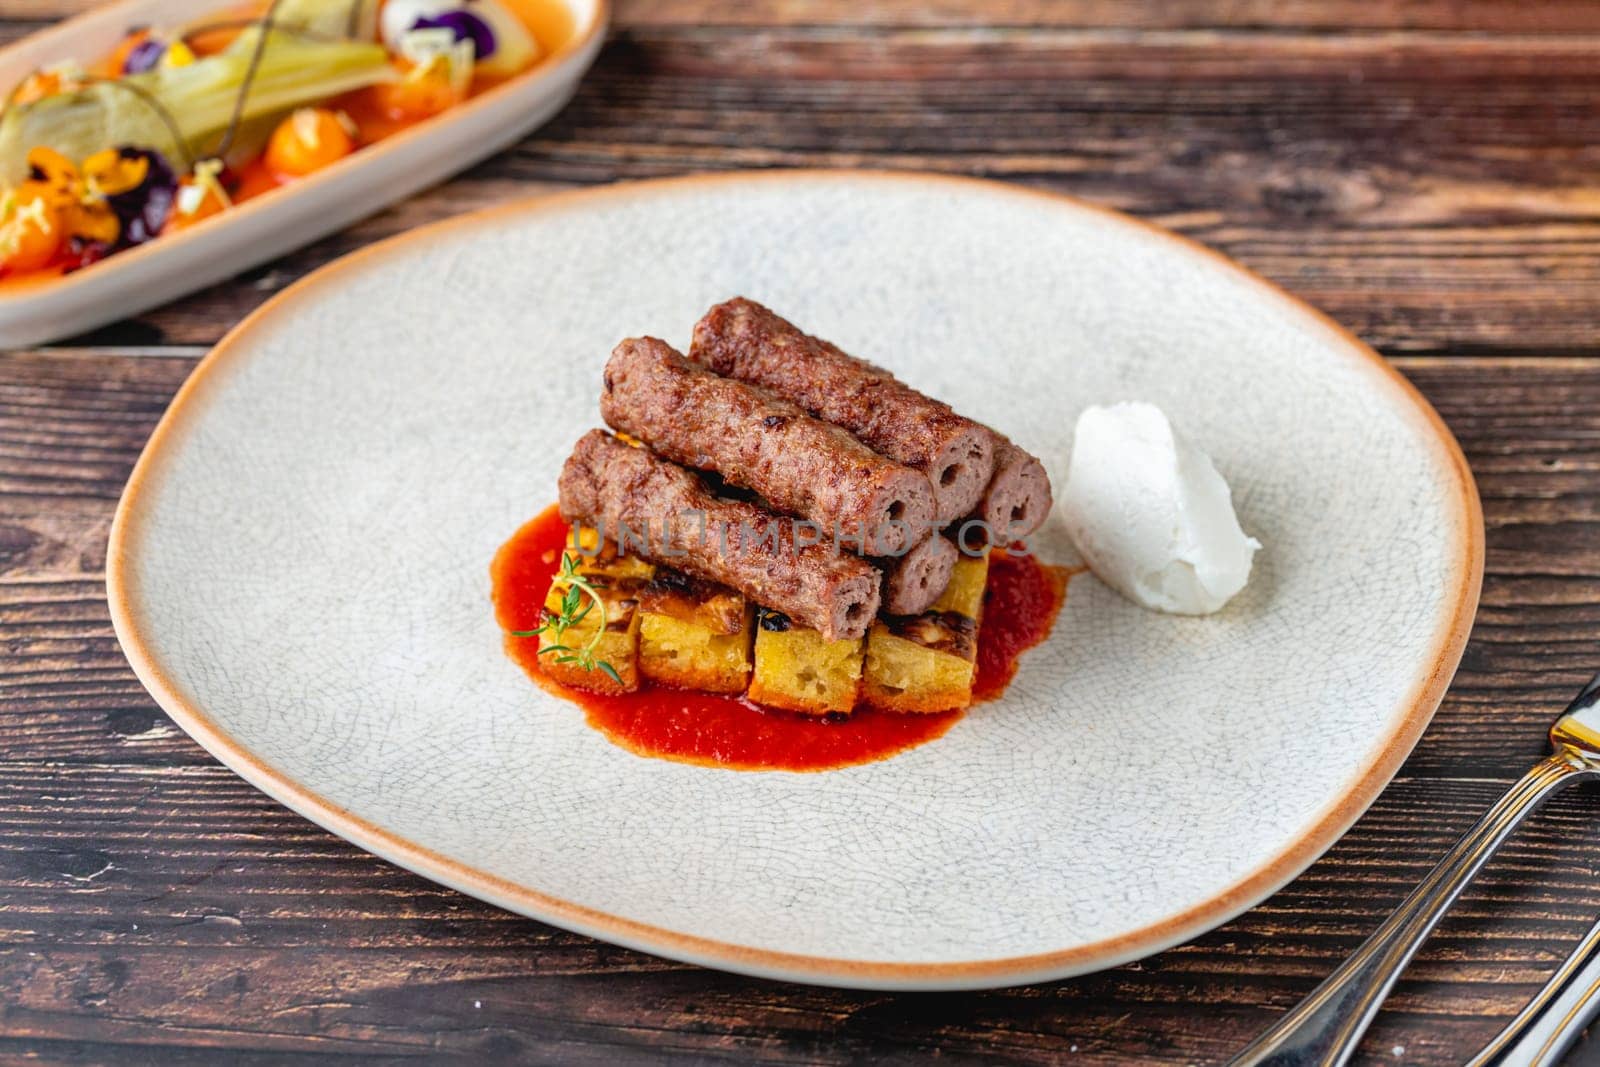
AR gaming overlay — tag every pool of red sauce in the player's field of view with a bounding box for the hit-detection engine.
[490,505,1074,772]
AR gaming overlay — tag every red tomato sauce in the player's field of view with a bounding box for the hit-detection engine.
[973,549,1080,702]
[491,506,1073,772]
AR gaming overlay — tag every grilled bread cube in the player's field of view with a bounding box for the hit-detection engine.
[638,569,754,693]
[560,526,656,584]
[861,613,978,713]
[540,531,653,694]
[748,609,864,716]
[862,550,989,713]
[934,550,989,619]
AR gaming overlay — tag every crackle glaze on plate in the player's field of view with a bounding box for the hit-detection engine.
[108,172,1482,990]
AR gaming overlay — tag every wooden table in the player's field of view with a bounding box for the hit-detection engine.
[5,1,1600,1062]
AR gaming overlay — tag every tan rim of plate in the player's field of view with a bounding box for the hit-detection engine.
[106,170,1485,991]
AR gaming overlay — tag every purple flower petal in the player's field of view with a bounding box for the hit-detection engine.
[107,147,177,247]
[122,37,167,75]
[412,9,496,59]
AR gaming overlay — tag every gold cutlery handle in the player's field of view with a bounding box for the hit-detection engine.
[1228,754,1593,1067]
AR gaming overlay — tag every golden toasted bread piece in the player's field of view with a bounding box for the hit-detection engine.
[638,569,754,694]
[862,550,989,713]
[748,609,864,716]
[539,530,653,694]
[933,549,989,619]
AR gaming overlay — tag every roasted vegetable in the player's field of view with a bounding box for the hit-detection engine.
[0,29,391,184]
[274,0,382,43]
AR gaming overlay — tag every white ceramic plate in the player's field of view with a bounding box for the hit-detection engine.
[0,0,606,347]
[109,172,1482,991]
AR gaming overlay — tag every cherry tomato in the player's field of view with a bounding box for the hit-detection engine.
[264,108,355,179]
[1,188,63,274]
[371,57,462,122]
[164,184,212,232]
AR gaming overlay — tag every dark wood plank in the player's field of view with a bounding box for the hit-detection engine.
[0,766,1599,1064]
[18,26,1594,355]
[12,0,1600,32]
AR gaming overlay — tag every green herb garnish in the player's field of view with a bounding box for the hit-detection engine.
[510,551,622,684]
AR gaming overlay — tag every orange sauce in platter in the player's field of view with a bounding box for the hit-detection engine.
[490,506,1075,773]
[230,157,287,202]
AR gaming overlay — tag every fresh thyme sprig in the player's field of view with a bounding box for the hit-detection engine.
[510,552,623,686]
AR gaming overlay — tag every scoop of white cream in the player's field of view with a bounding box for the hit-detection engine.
[1061,402,1260,615]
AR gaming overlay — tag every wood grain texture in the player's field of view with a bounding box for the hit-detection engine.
[13,0,1600,31]
[4,1,1600,1062]
[4,18,1599,353]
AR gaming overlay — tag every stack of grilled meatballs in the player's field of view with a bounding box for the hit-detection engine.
[554,297,1054,711]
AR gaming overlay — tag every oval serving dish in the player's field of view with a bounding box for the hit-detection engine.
[0,0,606,346]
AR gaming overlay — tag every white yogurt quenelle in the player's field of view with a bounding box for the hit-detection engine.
[1061,402,1260,615]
